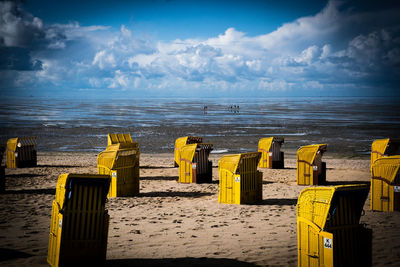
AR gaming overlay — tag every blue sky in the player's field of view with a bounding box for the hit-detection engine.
[1,0,400,98]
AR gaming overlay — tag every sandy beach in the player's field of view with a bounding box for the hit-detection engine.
[1,152,400,267]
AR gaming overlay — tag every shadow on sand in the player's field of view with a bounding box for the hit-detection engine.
[140,176,177,181]
[138,191,214,198]
[5,173,46,178]
[37,164,82,168]
[140,165,175,169]
[326,181,370,186]
[106,257,257,267]
[0,248,32,262]
[259,198,298,206]
[3,188,56,195]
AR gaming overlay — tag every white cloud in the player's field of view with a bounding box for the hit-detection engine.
[92,50,116,69]
[320,44,332,59]
[297,45,321,64]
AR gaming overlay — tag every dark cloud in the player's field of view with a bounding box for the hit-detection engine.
[0,0,44,47]
[0,46,42,70]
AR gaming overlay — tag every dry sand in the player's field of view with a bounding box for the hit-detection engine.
[1,152,400,266]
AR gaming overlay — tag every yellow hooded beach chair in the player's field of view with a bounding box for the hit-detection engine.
[47,173,110,267]
[218,152,262,204]
[297,184,371,267]
[174,136,203,167]
[178,143,213,183]
[258,137,284,169]
[97,142,140,197]
[297,144,327,185]
[6,136,37,168]
[371,155,400,212]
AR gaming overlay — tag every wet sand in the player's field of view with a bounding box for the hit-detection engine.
[1,152,400,266]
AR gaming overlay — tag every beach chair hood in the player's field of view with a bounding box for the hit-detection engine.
[297,144,327,165]
[371,138,390,163]
[219,152,261,174]
[55,173,110,210]
[180,143,197,163]
[297,184,369,231]
[7,137,37,152]
[179,143,213,163]
[107,133,134,146]
[219,154,241,174]
[175,136,189,149]
[372,155,400,184]
[97,146,139,170]
[258,137,274,153]
[174,136,203,164]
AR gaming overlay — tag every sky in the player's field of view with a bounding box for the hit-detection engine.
[1,0,400,98]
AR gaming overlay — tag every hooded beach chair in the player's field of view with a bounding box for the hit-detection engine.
[371,155,400,212]
[297,144,327,185]
[6,136,37,168]
[258,137,284,169]
[174,136,203,167]
[297,184,371,267]
[97,141,140,197]
[371,138,400,166]
[47,173,110,267]
[178,143,213,183]
[218,152,262,204]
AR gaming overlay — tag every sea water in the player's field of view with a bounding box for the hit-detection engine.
[0,97,399,157]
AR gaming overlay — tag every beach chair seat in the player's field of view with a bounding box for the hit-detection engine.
[47,173,110,267]
[218,152,262,204]
[6,137,37,168]
[97,142,140,197]
[297,144,327,185]
[178,143,213,183]
[174,136,203,167]
[258,137,284,169]
[371,155,400,212]
[297,184,371,267]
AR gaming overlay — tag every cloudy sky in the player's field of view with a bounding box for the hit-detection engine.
[1,0,400,98]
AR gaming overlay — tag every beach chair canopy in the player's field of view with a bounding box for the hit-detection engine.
[7,137,37,152]
[219,152,261,174]
[107,133,133,146]
[371,155,400,185]
[180,143,213,163]
[175,136,203,148]
[98,145,139,170]
[174,136,203,164]
[258,137,284,152]
[371,138,389,159]
[297,144,327,165]
[55,173,110,210]
[297,184,369,230]
[258,137,273,152]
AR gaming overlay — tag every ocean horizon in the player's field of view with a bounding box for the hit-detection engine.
[1,96,399,157]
